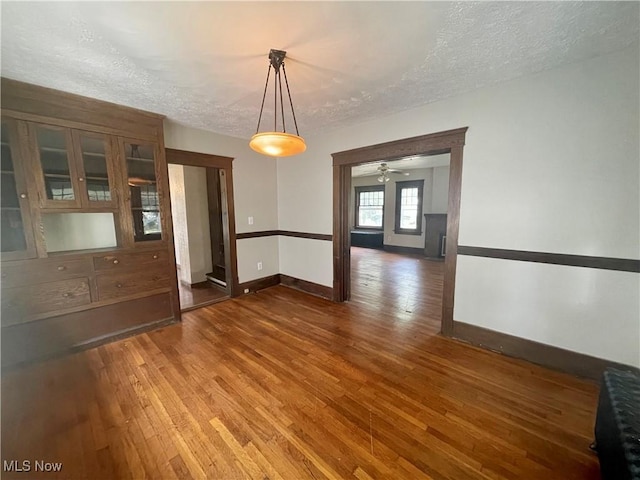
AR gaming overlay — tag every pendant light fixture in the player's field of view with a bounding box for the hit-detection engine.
[249,49,306,157]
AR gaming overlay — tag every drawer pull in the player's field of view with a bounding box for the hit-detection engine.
[19,193,27,199]
[57,266,66,271]
[62,293,71,298]
[113,259,119,264]
[78,177,85,182]
[153,254,159,259]
[116,282,123,288]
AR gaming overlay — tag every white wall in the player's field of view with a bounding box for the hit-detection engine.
[164,121,280,283]
[455,256,640,366]
[351,165,450,248]
[431,166,449,214]
[168,164,191,284]
[278,236,332,287]
[237,236,280,284]
[183,166,213,284]
[276,46,640,366]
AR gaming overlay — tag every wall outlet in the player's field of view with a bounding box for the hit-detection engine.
[248,216,254,225]
[257,261,263,271]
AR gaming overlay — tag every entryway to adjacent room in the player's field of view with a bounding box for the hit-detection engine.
[349,154,450,331]
[332,127,467,335]
[166,148,238,311]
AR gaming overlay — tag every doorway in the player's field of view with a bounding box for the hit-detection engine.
[349,155,450,327]
[332,127,467,336]
[166,148,239,311]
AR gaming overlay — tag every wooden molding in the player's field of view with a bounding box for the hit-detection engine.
[238,274,281,294]
[452,321,634,381]
[1,78,164,142]
[237,273,332,300]
[165,148,233,169]
[236,230,280,239]
[393,179,425,235]
[458,245,640,273]
[332,128,467,333]
[332,127,468,166]
[280,274,333,300]
[236,230,332,241]
[333,164,352,302]
[279,230,333,241]
[165,148,240,298]
[354,185,386,230]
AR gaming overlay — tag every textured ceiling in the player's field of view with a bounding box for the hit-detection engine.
[2,2,638,139]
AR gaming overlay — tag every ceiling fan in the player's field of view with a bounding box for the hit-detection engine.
[377,163,410,183]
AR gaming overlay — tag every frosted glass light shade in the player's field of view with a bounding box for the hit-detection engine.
[249,132,306,157]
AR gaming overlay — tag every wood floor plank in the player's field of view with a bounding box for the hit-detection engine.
[1,248,601,479]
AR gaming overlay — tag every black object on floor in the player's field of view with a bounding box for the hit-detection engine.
[593,367,640,480]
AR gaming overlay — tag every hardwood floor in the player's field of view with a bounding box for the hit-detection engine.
[350,247,444,334]
[1,248,601,479]
[178,280,229,311]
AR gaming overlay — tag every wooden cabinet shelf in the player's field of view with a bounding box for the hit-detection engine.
[1,78,179,368]
[43,173,72,179]
[125,156,154,163]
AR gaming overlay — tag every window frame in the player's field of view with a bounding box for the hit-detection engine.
[354,185,385,231]
[394,179,425,235]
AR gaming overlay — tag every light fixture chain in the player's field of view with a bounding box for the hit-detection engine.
[282,64,300,136]
[256,65,272,134]
[279,63,286,133]
[274,68,278,132]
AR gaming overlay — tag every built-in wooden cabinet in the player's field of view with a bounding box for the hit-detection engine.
[1,119,37,261]
[30,123,120,210]
[0,78,180,367]
[75,130,117,208]
[121,139,164,243]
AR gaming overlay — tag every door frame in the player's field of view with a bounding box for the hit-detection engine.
[165,148,239,297]
[331,127,467,336]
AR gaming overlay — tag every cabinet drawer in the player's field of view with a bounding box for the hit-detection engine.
[96,267,171,301]
[1,257,93,288]
[1,278,91,326]
[93,250,168,271]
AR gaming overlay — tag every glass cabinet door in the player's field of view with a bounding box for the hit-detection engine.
[31,124,81,208]
[123,141,162,242]
[1,120,36,259]
[74,131,115,207]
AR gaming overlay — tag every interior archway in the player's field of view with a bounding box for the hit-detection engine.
[331,127,467,335]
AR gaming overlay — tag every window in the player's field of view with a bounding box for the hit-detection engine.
[355,185,385,229]
[47,179,75,200]
[131,184,162,240]
[394,180,424,235]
